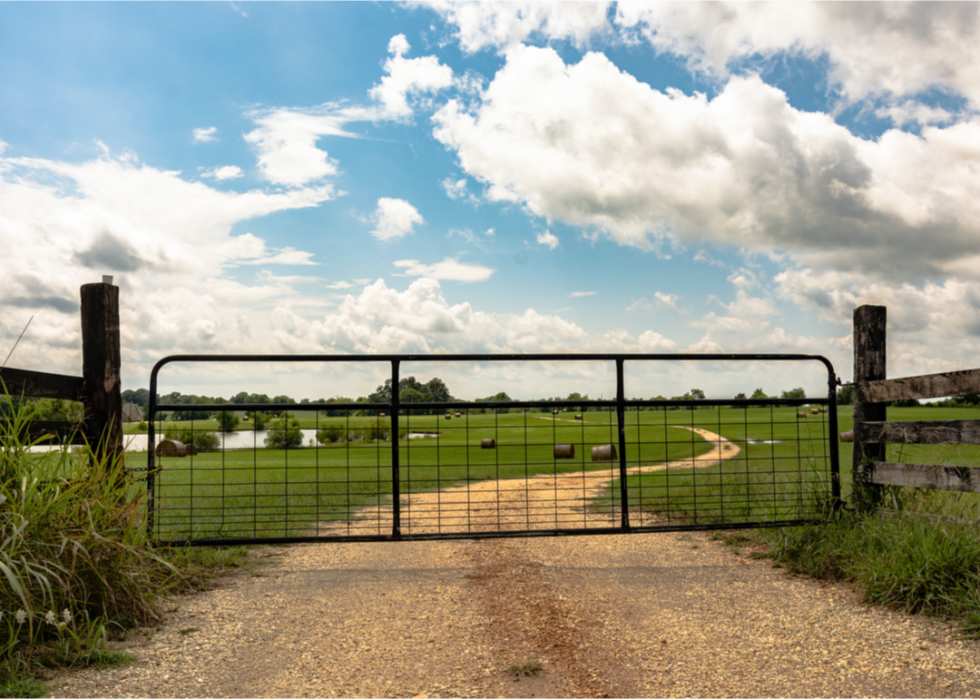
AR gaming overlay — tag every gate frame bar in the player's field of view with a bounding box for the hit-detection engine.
[147,353,841,543]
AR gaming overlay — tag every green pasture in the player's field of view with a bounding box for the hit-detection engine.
[149,411,713,540]
[144,405,980,540]
[611,405,980,525]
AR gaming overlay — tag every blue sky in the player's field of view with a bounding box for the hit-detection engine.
[2,2,979,401]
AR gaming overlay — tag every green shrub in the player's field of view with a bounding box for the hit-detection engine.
[264,417,303,449]
[163,429,220,452]
[316,424,346,444]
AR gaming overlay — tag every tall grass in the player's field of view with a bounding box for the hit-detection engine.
[759,436,980,636]
[0,393,240,693]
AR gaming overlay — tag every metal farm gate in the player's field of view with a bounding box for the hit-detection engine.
[146,354,841,546]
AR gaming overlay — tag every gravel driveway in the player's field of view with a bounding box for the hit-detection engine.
[49,528,980,698]
[47,428,980,697]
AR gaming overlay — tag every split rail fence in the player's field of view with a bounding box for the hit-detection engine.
[852,304,980,502]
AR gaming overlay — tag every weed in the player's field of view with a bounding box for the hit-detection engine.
[0,675,48,698]
[506,660,543,680]
[178,628,199,636]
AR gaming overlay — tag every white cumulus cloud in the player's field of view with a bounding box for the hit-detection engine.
[369,197,424,241]
[433,45,980,279]
[193,126,218,143]
[201,165,244,181]
[393,257,494,282]
[369,34,455,119]
[536,230,559,250]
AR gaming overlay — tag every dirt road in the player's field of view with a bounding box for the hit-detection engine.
[50,431,980,698]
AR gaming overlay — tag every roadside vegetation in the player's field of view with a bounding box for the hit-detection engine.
[730,403,980,638]
[0,397,249,697]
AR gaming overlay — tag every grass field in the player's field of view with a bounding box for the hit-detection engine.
[142,404,980,541]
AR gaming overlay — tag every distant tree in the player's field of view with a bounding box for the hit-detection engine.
[251,411,268,430]
[893,398,921,407]
[781,387,806,400]
[734,392,747,401]
[264,416,303,449]
[424,377,453,404]
[750,388,768,400]
[836,384,854,406]
[215,410,240,432]
[399,387,427,415]
[320,396,354,418]
[688,388,706,401]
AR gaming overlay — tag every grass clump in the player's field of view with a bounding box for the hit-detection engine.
[762,497,980,636]
[0,390,248,693]
[506,660,543,680]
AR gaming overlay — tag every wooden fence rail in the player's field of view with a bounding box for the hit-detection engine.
[0,282,123,460]
[851,304,980,504]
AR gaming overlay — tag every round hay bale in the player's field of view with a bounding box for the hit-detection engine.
[554,444,575,459]
[481,438,496,449]
[185,443,199,456]
[574,414,582,420]
[810,408,820,415]
[553,409,560,415]
[591,444,617,462]
[445,414,452,420]
[796,412,807,418]
[379,412,385,418]
[156,440,186,457]
[455,412,462,418]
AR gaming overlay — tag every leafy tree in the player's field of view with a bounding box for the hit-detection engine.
[836,384,854,406]
[424,377,453,404]
[688,388,706,401]
[264,416,303,449]
[781,387,806,399]
[215,410,240,432]
[734,392,747,400]
[319,396,354,417]
[317,424,346,444]
[750,388,768,399]
[250,411,268,430]
[164,428,220,452]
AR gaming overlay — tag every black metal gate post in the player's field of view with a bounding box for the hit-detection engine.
[390,359,401,539]
[616,358,630,530]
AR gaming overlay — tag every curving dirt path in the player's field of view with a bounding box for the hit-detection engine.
[332,426,739,537]
[48,429,980,698]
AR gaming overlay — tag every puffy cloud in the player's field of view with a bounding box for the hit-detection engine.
[775,267,980,378]
[193,126,217,143]
[441,176,469,199]
[243,104,373,187]
[393,257,494,282]
[654,292,678,311]
[0,148,331,376]
[201,165,244,181]
[433,45,980,279]
[369,34,455,119]
[416,0,613,53]
[369,197,424,241]
[536,230,559,250]
[615,2,980,112]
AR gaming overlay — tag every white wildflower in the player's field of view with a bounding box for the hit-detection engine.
[62,608,71,624]
[45,610,56,625]
[15,609,27,624]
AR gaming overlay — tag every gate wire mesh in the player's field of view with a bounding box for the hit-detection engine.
[146,354,840,546]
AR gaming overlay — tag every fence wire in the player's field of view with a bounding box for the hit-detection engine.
[149,395,838,545]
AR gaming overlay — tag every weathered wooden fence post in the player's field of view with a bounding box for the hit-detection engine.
[852,304,886,510]
[80,281,123,466]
